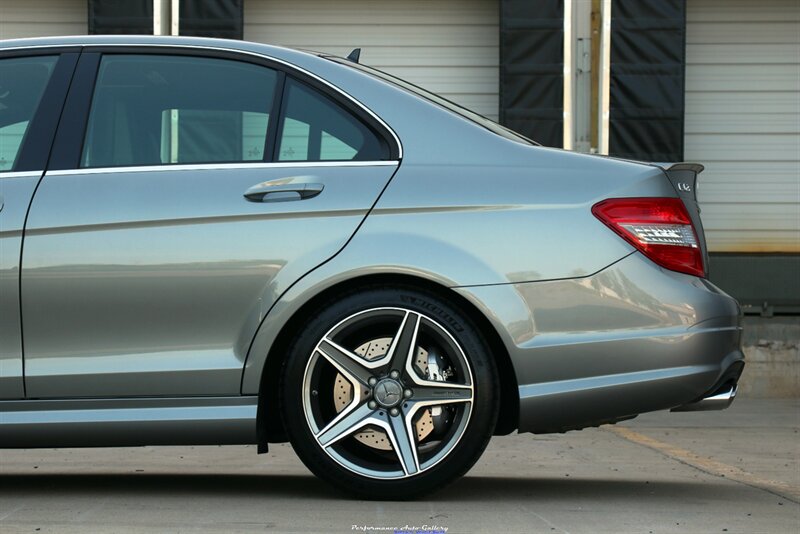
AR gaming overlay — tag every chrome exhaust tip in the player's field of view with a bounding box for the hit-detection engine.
[671,383,737,412]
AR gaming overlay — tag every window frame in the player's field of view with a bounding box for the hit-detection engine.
[47,46,400,172]
[0,48,80,173]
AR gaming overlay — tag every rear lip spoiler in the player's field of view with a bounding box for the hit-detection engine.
[654,162,705,174]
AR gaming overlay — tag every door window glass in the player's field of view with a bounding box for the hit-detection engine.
[277,78,388,162]
[276,118,310,161]
[0,56,58,171]
[81,55,278,168]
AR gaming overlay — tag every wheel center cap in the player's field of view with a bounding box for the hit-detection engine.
[373,378,404,408]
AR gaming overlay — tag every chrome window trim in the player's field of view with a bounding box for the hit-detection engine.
[46,160,399,176]
[0,170,43,179]
[2,42,404,161]
[0,42,84,51]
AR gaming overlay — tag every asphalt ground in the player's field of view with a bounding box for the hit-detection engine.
[1,399,798,533]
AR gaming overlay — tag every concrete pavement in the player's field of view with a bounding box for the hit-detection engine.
[1,399,798,533]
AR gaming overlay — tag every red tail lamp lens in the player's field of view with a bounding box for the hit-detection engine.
[592,198,705,277]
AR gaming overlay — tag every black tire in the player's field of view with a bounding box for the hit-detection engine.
[279,284,500,499]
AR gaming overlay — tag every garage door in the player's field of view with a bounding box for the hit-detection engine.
[0,0,87,40]
[244,0,499,120]
[685,0,800,253]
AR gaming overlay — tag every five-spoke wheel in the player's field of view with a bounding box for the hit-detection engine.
[281,287,498,498]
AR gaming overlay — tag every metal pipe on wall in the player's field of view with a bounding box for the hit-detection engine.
[597,0,611,155]
[563,0,573,151]
[153,0,179,36]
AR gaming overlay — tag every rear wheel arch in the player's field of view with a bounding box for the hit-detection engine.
[256,273,519,451]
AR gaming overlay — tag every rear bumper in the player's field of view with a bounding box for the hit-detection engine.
[455,252,745,434]
[515,346,744,433]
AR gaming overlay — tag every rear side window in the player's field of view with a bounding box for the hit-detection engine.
[81,55,278,168]
[277,78,389,162]
[0,56,58,172]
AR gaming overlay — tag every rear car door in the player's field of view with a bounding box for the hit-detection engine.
[20,49,399,398]
[0,49,77,399]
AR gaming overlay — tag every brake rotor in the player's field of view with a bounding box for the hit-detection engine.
[333,337,434,451]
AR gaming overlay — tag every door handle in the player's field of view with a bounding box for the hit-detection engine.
[244,182,324,202]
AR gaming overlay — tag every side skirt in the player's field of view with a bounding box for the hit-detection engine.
[0,396,257,448]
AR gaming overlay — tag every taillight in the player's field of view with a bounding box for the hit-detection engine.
[592,197,705,277]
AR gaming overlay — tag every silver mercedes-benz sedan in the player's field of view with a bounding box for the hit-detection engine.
[0,36,743,498]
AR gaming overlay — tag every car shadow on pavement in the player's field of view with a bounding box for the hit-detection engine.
[0,473,739,502]
[0,473,337,499]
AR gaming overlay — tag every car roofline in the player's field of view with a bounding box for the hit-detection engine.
[0,35,292,54]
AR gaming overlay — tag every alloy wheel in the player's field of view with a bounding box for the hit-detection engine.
[301,307,474,479]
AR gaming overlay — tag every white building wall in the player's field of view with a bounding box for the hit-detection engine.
[244,0,500,120]
[0,0,87,40]
[685,0,800,252]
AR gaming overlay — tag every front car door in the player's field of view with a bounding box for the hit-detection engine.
[20,48,399,398]
[0,49,77,399]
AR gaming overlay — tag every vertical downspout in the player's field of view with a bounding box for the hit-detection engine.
[563,0,574,150]
[153,0,179,36]
[597,0,611,155]
[171,0,180,36]
[153,0,170,35]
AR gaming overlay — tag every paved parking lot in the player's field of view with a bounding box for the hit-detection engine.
[1,399,798,533]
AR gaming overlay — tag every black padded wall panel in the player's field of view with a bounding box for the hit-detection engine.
[89,0,153,35]
[500,0,564,147]
[609,0,686,162]
[179,0,243,39]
